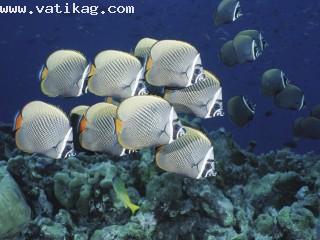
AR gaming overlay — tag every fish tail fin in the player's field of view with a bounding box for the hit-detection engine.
[128,202,140,215]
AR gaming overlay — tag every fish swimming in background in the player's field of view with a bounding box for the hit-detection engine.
[220,31,264,66]
[214,0,243,26]
[236,30,268,51]
[145,40,205,88]
[116,95,185,150]
[13,101,74,159]
[293,116,320,139]
[164,70,224,118]
[156,127,216,179]
[112,177,140,214]
[261,69,289,96]
[78,102,125,156]
[219,40,239,67]
[40,50,94,97]
[133,37,158,65]
[273,84,305,111]
[310,104,320,119]
[88,50,148,99]
[227,96,255,127]
[233,34,263,64]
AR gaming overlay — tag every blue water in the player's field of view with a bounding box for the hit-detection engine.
[0,0,319,153]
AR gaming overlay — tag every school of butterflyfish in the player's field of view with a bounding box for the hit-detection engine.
[14,0,318,180]
[13,38,223,179]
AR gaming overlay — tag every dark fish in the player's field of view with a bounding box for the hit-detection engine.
[214,0,243,26]
[219,40,238,67]
[310,104,320,119]
[227,96,255,127]
[261,69,288,97]
[273,84,305,111]
[293,116,320,139]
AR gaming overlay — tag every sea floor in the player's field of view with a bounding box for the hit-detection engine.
[0,122,319,240]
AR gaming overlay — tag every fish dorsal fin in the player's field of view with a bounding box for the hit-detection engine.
[94,50,138,68]
[46,50,86,70]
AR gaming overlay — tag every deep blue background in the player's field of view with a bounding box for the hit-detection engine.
[0,0,319,153]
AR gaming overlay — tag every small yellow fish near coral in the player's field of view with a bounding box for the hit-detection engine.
[112,177,140,215]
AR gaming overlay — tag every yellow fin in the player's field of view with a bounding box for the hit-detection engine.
[88,64,96,78]
[146,57,153,71]
[79,116,87,134]
[106,97,113,104]
[128,202,140,215]
[115,118,123,136]
[40,66,48,81]
[13,112,23,132]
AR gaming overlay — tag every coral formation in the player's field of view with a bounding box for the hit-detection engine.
[0,123,318,239]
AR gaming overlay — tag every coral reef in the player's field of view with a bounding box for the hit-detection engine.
[0,123,319,239]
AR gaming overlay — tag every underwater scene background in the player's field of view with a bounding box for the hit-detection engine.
[0,0,319,239]
[1,0,320,152]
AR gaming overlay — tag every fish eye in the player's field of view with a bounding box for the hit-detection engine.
[201,159,217,178]
[63,146,75,159]
[190,64,204,84]
[235,6,242,18]
[173,124,186,140]
[135,82,149,96]
[210,102,224,117]
[194,68,202,75]
[177,127,186,138]
[254,46,262,58]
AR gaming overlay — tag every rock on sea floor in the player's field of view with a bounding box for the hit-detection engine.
[0,123,319,240]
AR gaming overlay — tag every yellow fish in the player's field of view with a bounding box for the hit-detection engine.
[112,177,140,214]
